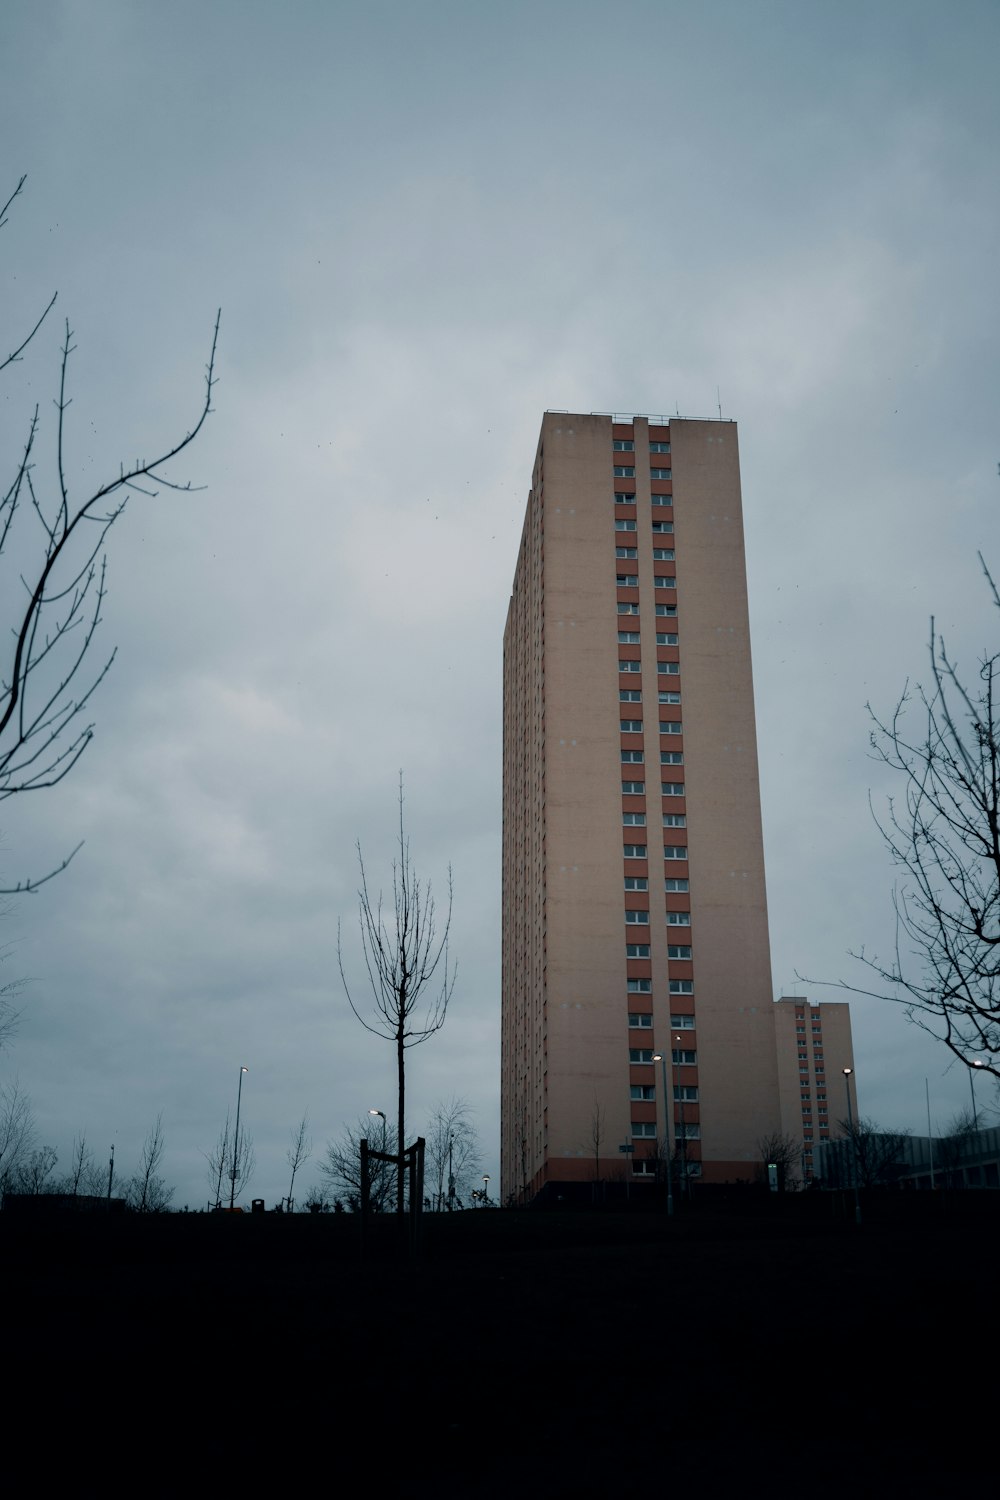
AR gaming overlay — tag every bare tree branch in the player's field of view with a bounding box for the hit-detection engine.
[805,560,1000,1084]
[338,773,456,1215]
[1,175,220,893]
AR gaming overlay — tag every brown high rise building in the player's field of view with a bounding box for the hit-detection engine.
[501,411,788,1202]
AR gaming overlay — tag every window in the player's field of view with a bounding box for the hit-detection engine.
[662,782,685,796]
[614,465,635,478]
[666,911,691,925]
[621,780,645,794]
[652,547,674,560]
[613,439,635,452]
[650,441,671,454]
[630,1048,654,1064]
[659,691,681,705]
[616,546,638,559]
[621,749,644,763]
[669,980,694,995]
[664,846,688,861]
[650,468,672,479]
[652,521,672,535]
[818,1105,828,1115]
[676,1122,700,1139]
[674,1085,698,1101]
[618,631,641,644]
[623,843,647,858]
[625,910,649,925]
[665,878,689,892]
[661,751,683,764]
[657,632,679,646]
[657,662,680,676]
[663,814,687,827]
[656,603,678,617]
[620,689,642,702]
[668,945,692,959]
[617,574,639,587]
[631,1120,656,1135]
[617,601,640,615]
[614,491,636,505]
[627,977,652,992]
[795,1024,805,1033]
[619,660,642,673]
[626,942,650,958]
[615,519,637,532]
[629,1013,653,1029]
[671,1047,696,1064]
[650,496,672,509]
[620,719,643,732]
[661,721,682,734]
[623,812,646,826]
[671,1014,695,1028]
[624,876,648,891]
[630,1085,655,1101]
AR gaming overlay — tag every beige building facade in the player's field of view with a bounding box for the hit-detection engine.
[773,997,857,1184]
[502,412,789,1202]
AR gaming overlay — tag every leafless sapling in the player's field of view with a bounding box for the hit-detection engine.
[338,775,455,1215]
[0,175,220,892]
[285,1112,312,1212]
[426,1097,481,1209]
[126,1112,174,1213]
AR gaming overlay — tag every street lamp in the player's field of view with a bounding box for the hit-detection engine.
[969,1060,986,1132]
[482,1174,490,1206]
[368,1109,388,1208]
[447,1133,455,1212]
[230,1065,248,1211]
[651,1051,674,1217]
[674,1034,689,1195]
[842,1066,861,1225]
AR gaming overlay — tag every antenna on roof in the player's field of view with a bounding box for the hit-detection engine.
[717,386,722,420]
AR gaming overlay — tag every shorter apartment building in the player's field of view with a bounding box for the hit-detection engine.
[774,997,856,1185]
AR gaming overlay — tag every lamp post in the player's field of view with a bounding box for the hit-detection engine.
[842,1066,861,1225]
[652,1051,674,1217]
[674,1034,689,1196]
[482,1174,490,1206]
[229,1065,248,1211]
[368,1108,387,1209]
[447,1133,455,1212]
[969,1060,986,1132]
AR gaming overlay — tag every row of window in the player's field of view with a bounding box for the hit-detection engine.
[616,546,675,559]
[620,690,682,704]
[614,522,677,540]
[628,1013,695,1030]
[613,439,671,453]
[619,787,686,801]
[613,466,673,479]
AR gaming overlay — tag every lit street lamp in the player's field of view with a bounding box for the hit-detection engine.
[482,1174,490,1206]
[230,1065,248,1211]
[969,1060,986,1131]
[842,1066,861,1225]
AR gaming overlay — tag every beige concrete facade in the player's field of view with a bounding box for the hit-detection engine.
[774,997,857,1184]
[502,412,785,1201]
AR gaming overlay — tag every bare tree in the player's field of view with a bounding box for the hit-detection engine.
[756,1131,803,1190]
[0,1077,35,1192]
[285,1112,312,1212]
[318,1117,398,1214]
[837,556,1000,1083]
[588,1097,606,1182]
[1,175,220,892]
[426,1098,481,1210]
[125,1113,173,1213]
[338,775,455,1215]
[62,1131,95,1197]
[12,1143,58,1195]
[831,1116,910,1190]
[204,1109,254,1209]
[936,1108,978,1188]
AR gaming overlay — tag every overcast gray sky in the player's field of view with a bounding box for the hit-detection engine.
[1,0,997,1207]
